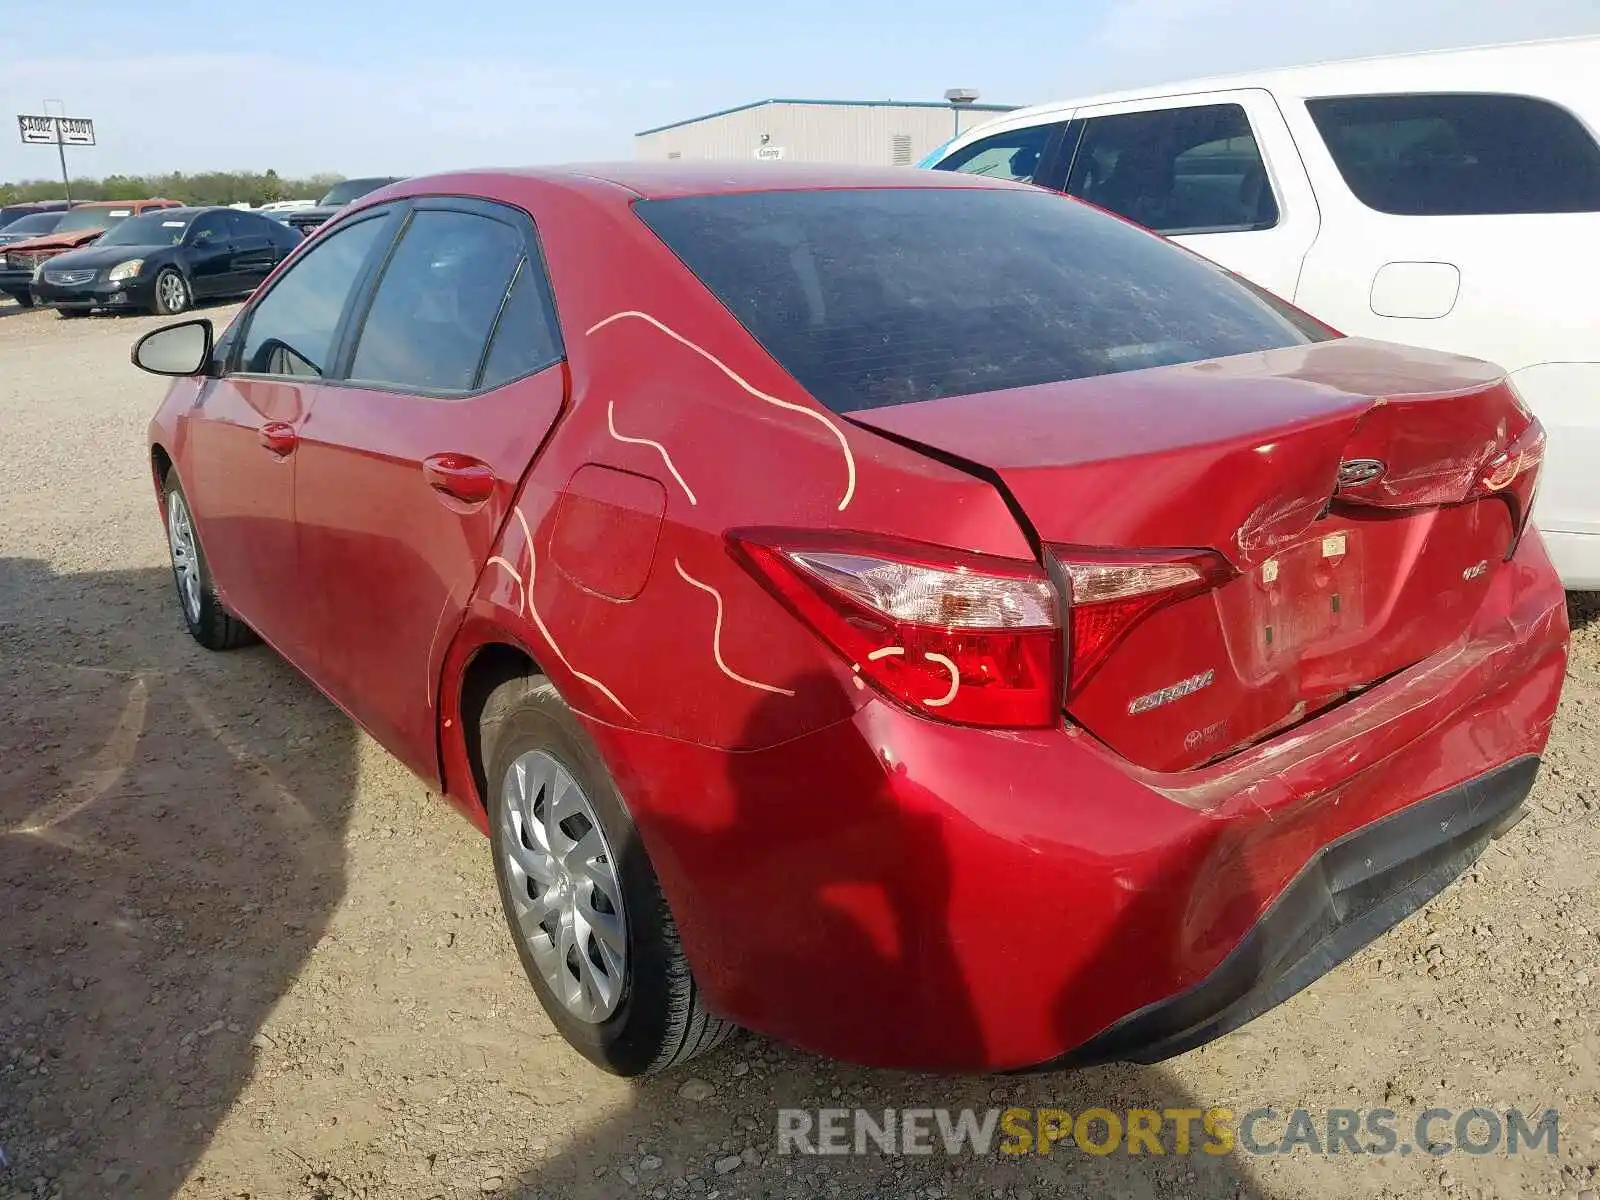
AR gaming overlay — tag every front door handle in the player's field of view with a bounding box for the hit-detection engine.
[422,452,495,504]
[259,422,297,456]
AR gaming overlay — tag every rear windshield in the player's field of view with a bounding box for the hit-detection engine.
[635,187,1328,413]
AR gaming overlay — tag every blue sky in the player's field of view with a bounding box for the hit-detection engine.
[3,0,1597,181]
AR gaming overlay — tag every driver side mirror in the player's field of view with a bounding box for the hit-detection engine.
[131,318,214,377]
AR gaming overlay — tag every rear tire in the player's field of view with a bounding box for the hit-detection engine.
[8,291,34,308]
[161,472,257,651]
[483,674,735,1076]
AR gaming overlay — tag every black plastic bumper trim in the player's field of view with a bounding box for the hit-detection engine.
[1040,754,1540,1070]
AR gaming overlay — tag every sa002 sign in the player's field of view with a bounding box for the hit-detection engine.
[17,115,96,146]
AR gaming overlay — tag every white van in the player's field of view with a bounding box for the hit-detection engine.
[927,35,1600,589]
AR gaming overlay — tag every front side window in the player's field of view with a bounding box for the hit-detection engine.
[931,123,1059,183]
[346,209,522,393]
[637,186,1326,415]
[1306,92,1600,216]
[236,216,387,378]
[1069,103,1279,234]
[187,213,227,246]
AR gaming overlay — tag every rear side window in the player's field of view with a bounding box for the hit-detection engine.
[348,209,522,393]
[1306,93,1600,216]
[636,187,1327,414]
[931,123,1060,183]
[1068,103,1279,234]
[478,259,564,389]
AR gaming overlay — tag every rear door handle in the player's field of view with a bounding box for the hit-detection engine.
[258,422,297,456]
[422,453,496,504]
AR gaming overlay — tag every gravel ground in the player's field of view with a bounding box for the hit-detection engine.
[0,295,1597,1200]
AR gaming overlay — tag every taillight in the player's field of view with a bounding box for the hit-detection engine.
[1475,418,1545,557]
[1050,547,1235,696]
[728,531,1062,729]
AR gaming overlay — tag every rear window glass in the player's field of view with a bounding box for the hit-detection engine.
[635,187,1327,413]
[1306,93,1600,216]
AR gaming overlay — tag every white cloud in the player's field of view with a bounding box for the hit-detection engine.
[1077,0,1599,91]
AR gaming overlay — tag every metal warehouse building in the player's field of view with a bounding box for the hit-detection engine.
[634,98,1018,167]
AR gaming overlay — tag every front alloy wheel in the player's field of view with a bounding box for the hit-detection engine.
[153,268,191,316]
[166,488,203,628]
[160,473,256,651]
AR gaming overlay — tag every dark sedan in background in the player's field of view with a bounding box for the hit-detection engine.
[31,206,302,317]
[283,176,404,237]
[0,210,67,248]
[0,200,73,231]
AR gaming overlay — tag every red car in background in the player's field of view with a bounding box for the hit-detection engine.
[135,164,1568,1077]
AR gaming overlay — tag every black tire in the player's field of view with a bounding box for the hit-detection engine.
[152,267,191,316]
[160,471,257,651]
[7,291,35,308]
[483,674,735,1076]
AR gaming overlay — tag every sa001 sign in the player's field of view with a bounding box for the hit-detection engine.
[17,115,96,146]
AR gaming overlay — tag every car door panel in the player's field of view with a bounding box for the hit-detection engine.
[1066,89,1320,300]
[227,212,280,292]
[182,375,319,665]
[290,201,567,780]
[181,212,397,672]
[183,212,235,297]
[294,367,566,778]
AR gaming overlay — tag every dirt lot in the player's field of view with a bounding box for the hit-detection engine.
[0,296,1597,1200]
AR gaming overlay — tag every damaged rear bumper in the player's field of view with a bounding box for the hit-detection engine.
[1045,754,1538,1069]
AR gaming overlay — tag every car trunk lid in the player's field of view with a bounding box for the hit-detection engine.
[849,337,1543,771]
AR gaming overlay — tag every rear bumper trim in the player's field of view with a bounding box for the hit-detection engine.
[1037,754,1540,1069]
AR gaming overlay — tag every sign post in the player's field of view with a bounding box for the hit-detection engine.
[17,113,95,204]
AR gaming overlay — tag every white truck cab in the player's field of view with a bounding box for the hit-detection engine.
[927,35,1600,589]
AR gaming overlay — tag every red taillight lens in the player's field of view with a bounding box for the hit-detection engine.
[1475,418,1545,556]
[729,531,1063,729]
[1051,548,1234,696]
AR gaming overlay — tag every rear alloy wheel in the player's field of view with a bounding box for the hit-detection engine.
[483,675,735,1075]
[162,473,257,651]
[153,268,191,316]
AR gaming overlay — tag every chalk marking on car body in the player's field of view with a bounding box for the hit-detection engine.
[674,558,796,696]
[486,508,634,719]
[606,400,697,505]
[587,310,857,512]
[865,644,961,707]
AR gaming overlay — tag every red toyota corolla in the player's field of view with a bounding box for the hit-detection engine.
[135,164,1568,1077]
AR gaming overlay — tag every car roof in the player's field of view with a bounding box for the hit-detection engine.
[949,32,1600,142]
[386,162,1026,203]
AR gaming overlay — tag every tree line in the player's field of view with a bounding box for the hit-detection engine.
[0,169,345,207]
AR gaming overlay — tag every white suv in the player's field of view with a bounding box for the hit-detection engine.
[927,35,1600,589]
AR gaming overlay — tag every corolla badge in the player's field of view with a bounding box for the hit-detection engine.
[1128,669,1215,715]
[1337,459,1386,487]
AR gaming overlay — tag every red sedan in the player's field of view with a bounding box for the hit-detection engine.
[135,164,1568,1076]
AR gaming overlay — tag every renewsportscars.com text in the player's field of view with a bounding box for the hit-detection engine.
[776,1107,1560,1158]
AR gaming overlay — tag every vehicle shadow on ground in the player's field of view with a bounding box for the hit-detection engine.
[1568,590,1600,633]
[501,670,1276,1200]
[0,556,358,1197]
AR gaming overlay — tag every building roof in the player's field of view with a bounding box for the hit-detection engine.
[636,97,1020,137]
